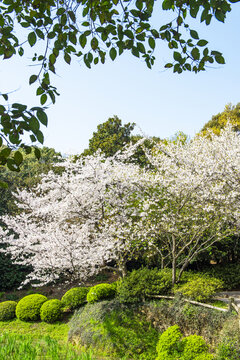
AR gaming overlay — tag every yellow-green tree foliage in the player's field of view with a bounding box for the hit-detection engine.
[200,103,240,136]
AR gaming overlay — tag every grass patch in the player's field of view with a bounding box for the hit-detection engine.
[0,332,94,360]
[0,319,69,342]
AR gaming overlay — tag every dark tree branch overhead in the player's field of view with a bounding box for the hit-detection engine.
[0,0,239,175]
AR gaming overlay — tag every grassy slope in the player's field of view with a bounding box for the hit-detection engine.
[0,319,69,342]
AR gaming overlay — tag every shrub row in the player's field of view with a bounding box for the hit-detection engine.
[0,265,229,323]
[0,282,117,323]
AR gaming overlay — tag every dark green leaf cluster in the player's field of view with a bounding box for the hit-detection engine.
[15,294,47,322]
[0,300,17,321]
[117,268,172,303]
[82,115,135,157]
[0,0,237,160]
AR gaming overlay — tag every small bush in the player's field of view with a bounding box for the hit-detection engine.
[0,301,17,321]
[156,325,214,360]
[61,287,89,310]
[40,299,63,323]
[117,268,172,304]
[87,283,116,304]
[16,294,47,322]
[174,274,223,302]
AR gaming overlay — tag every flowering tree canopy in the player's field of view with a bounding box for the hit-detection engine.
[0,126,240,286]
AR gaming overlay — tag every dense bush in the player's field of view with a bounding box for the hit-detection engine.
[174,274,223,302]
[142,298,233,345]
[40,299,63,323]
[16,294,47,322]
[203,263,240,290]
[86,283,116,304]
[61,287,89,310]
[0,301,17,321]
[0,250,31,291]
[156,325,214,360]
[69,300,158,360]
[215,317,240,359]
[117,268,172,304]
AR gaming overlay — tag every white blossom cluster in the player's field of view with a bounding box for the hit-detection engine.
[0,126,240,286]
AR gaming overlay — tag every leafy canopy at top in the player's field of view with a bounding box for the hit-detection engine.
[0,0,239,171]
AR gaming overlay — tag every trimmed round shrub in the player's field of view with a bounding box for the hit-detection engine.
[16,294,47,322]
[87,283,116,304]
[40,299,63,323]
[117,268,172,304]
[61,287,89,310]
[0,301,17,321]
[156,326,214,360]
[174,275,223,302]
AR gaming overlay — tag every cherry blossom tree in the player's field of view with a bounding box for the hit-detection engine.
[0,154,144,286]
[1,126,240,287]
[130,126,240,284]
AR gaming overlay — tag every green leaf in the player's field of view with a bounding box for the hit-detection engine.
[36,130,44,144]
[148,37,155,50]
[14,151,23,165]
[173,51,182,62]
[91,37,98,50]
[40,94,47,105]
[12,103,27,111]
[190,30,199,40]
[37,110,48,126]
[164,63,173,68]
[197,40,208,47]
[2,94,8,101]
[64,52,71,64]
[34,147,41,160]
[125,30,134,39]
[215,10,225,22]
[29,75,38,85]
[28,32,37,47]
[79,34,87,48]
[7,158,19,172]
[110,47,117,61]
[215,55,225,64]
[131,46,139,58]
[162,0,174,10]
[0,147,11,157]
[137,42,146,54]
[191,47,200,60]
[29,116,40,132]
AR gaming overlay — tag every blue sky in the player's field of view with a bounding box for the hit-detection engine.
[1,3,240,155]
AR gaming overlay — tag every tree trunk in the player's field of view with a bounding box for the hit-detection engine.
[172,235,176,285]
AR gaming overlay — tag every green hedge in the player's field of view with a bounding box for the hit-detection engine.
[117,268,172,304]
[0,301,17,321]
[174,274,223,302]
[16,294,47,322]
[87,283,116,304]
[40,299,63,323]
[61,287,89,310]
[156,325,214,360]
